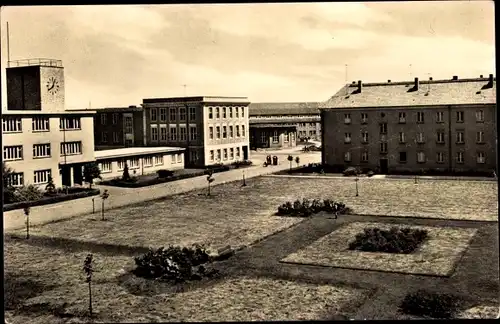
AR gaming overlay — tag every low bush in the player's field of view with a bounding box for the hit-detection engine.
[231,160,253,168]
[343,167,361,177]
[157,169,175,178]
[399,290,462,318]
[367,170,375,177]
[277,198,350,217]
[348,227,428,254]
[13,185,44,202]
[133,245,219,282]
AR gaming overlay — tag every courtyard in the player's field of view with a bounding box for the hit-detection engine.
[4,175,499,322]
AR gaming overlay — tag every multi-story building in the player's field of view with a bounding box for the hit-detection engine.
[320,75,497,174]
[249,102,321,149]
[93,106,144,150]
[2,58,96,188]
[141,96,250,167]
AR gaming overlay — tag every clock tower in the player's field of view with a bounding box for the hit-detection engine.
[6,58,65,112]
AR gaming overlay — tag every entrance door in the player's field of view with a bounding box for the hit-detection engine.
[73,165,83,186]
[380,158,388,174]
[60,166,71,187]
[242,146,249,160]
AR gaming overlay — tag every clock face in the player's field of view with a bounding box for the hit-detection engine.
[46,76,60,95]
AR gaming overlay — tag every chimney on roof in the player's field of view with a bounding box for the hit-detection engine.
[357,80,362,93]
[388,80,391,83]
[429,77,433,81]
[489,74,494,83]
[351,81,356,84]
[480,74,484,78]
[452,75,458,81]
[414,77,419,90]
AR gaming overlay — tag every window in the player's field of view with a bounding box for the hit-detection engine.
[112,113,118,125]
[60,141,82,156]
[362,131,368,143]
[190,126,197,141]
[216,126,221,139]
[179,126,187,141]
[216,107,220,118]
[344,151,351,162]
[33,144,51,158]
[189,107,196,120]
[32,117,49,131]
[100,114,107,125]
[223,148,228,160]
[190,151,198,163]
[379,123,387,134]
[34,169,51,184]
[273,131,279,143]
[456,131,464,144]
[3,117,22,133]
[417,112,424,123]
[113,132,120,143]
[242,125,246,137]
[437,152,445,163]
[361,151,368,162]
[456,111,464,123]
[436,111,444,123]
[209,150,215,162]
[128,158,139,169]
[236,147,240,158]
[477,152,485,164]
[160,125,168,141]
[125,139,133,146]
[361,113,368,124]
[101,132,107,143]
[3,145,23,161]
[436,131,445,143]
[235,108,239,118]
[417,152,426,163]
[380,142,387,153]
[169,108,177,121]
[456,152,464,164]
[216,149,222,161]
[209,107,213,119]
[476,131,484,143]
[399,112,406,123]
[209,127,214,140]
[117,159,126,171]
[169,126,177,141]
[230,148,234,159]
[7,172,24,187]
[241,107,245,117]
[124,116,133,134]
[344,113,351,124]
[284,133,289,142]
[261,132,267,144]
[223,107,227,118]
[344,133,351,143]
[151,108,158,122]
[229,107,233,118]
[98,161,111,173]
[154,155,163,165]
[476,110,484,122]
[399,132,406,143]
[60,117,81,130]
[143,156,153,167]
[177,153,182,163]
[223,126,227,139]
[236,125,240,137]
[151,125,158,141]
[179,107,186,121]
[229,125,234,138]
[399,152,407,163]
[416,132,424,144]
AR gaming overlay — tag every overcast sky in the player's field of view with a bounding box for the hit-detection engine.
[0,2,495,109]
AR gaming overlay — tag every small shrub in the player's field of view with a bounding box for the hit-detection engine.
[133,245,218,282]
[157,169,175,178]
[367,170,375,177]
[231,160,253,168]
[122,164,131,181]
[14,185,44,202]
[276,198,349,217]
[399,290,462,318]
[349,227,428,254]
[343,166,361,177]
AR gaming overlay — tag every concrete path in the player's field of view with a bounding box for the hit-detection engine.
[267,174,498,182]
[3,152,321,231]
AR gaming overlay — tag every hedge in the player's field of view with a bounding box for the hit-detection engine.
[3,188,101,212]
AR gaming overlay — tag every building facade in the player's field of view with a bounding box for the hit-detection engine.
[141,96,250,168]
[95,147,185,181]
[248,102,321,149]
[93,106,144,150]
[2,59,97,189]
[320,75,497,174]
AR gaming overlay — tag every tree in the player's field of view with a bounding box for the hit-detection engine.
[3,162,16,203]
[287,155,293,171]
[45,175,56,194]
[122,163,130,181]
[83,254,94,317]
[206,170,215,196]
[84,162,102,189]
[295,156,300,167]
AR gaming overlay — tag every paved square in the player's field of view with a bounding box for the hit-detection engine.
[281,222,478,276]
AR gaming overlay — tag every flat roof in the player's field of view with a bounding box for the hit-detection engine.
[143,96,249,104]
[93,106,143,113]
[2,109,97,116]
[95,146,185,160]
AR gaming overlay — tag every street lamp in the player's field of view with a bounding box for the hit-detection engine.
[354,177,359,197]
[242,170,247,187]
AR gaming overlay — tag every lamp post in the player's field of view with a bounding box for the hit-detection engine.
[242,170,247,187]
[92,197,95,214]
[355,177,359,197]
[23,206,30,239]
[100,190,109,221]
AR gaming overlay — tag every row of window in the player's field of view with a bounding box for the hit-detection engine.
[99,113,120,125]
[344,131,485,144]
[3,142,82,161]
[6,169,52,187]
[344,110,485,125]
[298,122,318,127]
[209,147,242,162]
[150,125,198,142]
[101,132,121,143]
[251,115,316,119]
[208,106,245,119]
[344,151,487,164]
[2,117,82,133]
[150,107,196,122]
[260,131,295,143]
[298,130,317,137]
[208,125,246,140]
[99,154,183,173]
